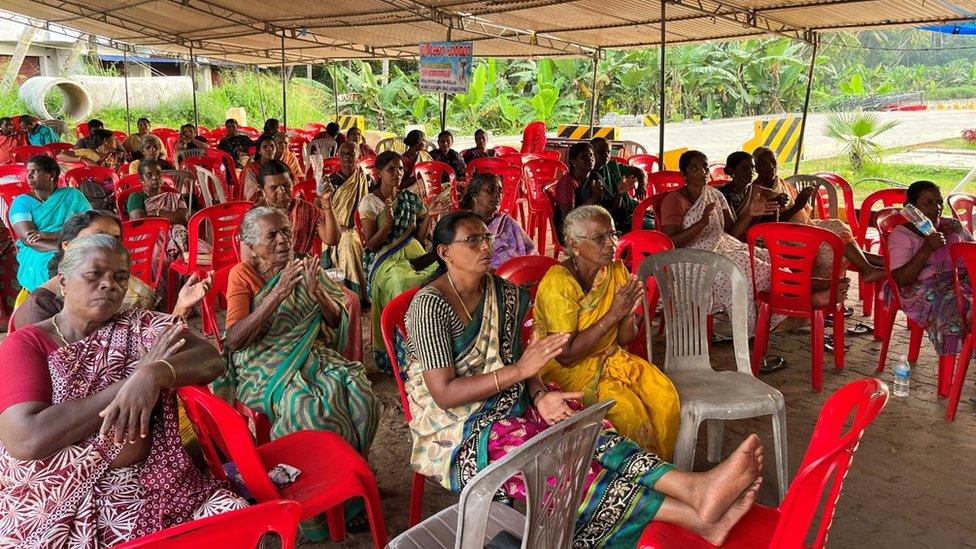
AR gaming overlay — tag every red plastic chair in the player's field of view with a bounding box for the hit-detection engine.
[116,172,142,191]
[632,192,671,232]
[948,192,976,234]
[177,386,387,548]
[499,152,524,167]
[156,132,180,162]
[76,122,91,139]
[43,142,73,156]
[496,165,524,221]
[520,121,547,154]
[493,145,519,155]
[0,181,32,241]
[496,255,559,301]
[628,154,661,185]
[304,122,328,133]
[647,170,686,195]
[378,287,427,526]
[748,223,845,392]
[117,183,179,221]
[288,134,309,172]
[0,164,27,184]
[948,241,976,422]
[122,217,170,289]
[466,156,510,180]
[615,230,674,355]
[708,163,729,182]
[166,201,251,311]
[521,150,560,163]
[11,145,52,163]
[522,158,568,258]
[291,179,317,203]
[115,499,301,548]
[815,172,858,231]
[855,188,906,319]
[638,378,889,549]
[359,156,378,182]
[64,166,119,190]
[113,130,128,144]
[199,264,235,355]
[414,160,455,205]
[239,126,260,139]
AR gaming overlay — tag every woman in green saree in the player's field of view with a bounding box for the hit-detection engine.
[404,212,767,548]
[216,206,379,538]
[359,150,442,374]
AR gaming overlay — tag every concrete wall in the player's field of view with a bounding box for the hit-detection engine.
[73,75,193,111]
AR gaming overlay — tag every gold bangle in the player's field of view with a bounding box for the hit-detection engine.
[493,370,501,393]
[158,359,177,389]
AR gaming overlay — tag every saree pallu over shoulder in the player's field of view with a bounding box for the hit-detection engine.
[329,171,370,300]
[14,187,91,291]
[533,260,680,460]
[216,266,379,453]
[0,309,243,548]
[362,190,427,291]
[290,198,322,256]
[404,276,529,490]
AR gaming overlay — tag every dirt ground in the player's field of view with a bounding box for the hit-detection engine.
[307,281,976,549]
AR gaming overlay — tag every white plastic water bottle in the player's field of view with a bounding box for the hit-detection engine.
[901,204,935,235]
[893,355,911,397]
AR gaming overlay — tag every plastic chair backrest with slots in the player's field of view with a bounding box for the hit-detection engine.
[116,184,179,221]
[641,249,751,375]
[785,174,838,220]
[522,159,567,198]
[122,217,170,289]
[496,256,559,301]
[288,134,309,171]
[64,166,119,189]
[156,132,180,161]
[521,151,560,163]
[816,172,858,231]
[708,163,729,182]
[493,145,520,156]
[496,165,523,219]
[12,145,52,163]
[0,181,32,241]
[500,152,524,167]
[193,166,229,207]
[0,165,27,185]
[616,230,673,275]
[44,143,74,157]
[200,264,235,353]
[183,201,251,275]
[175,148,206,166]
[454,400,613,549]
[113,499,302,549]
[628,155,661,185]
[520,121,548,154]
[647,171,685,195]
[76,122,90,139]
[113,130,128,144]
[375,137,407,154]
[855,188,905,247]
[309,138,338,159]
[414,160,455,204]
[292,179,317,203]
[621,140,647,157]
[632,192,671,232]
[466,157,510,180]
[182,155,229,188]
[948,193,976,233]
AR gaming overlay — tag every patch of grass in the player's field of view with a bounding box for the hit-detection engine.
[928,137,976,151]
[793,154,972,201]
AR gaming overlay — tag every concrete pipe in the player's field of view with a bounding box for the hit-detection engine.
[19,77,93,121]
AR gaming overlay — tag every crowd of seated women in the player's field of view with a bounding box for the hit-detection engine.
[1,115,971,547]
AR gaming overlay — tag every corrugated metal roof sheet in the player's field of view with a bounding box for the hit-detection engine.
[3,0,975,63]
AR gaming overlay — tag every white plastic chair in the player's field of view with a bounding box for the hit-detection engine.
[639,250,789,501]
[387,400,614,549]
[308,138,338,161]
[193,166,227,207]
[785,174,839,220]
[375,137,407,154]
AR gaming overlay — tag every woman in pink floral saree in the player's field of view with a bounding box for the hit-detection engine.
[0,234,244,547]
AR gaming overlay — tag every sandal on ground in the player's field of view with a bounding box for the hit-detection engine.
[845,322,872,336]
[759,356,788,374]
[824,335,852,352]
[711,333,733,344]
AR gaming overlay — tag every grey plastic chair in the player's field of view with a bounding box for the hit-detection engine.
[387,400,614,549]
[375,137,407,154]
[309,138,338,160]
[785,174,839,220]
[639,249,789,501]
[175,147,206,167]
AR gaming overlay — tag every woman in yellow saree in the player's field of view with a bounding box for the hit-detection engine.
[325,142,370,302]
[534,205,680,459]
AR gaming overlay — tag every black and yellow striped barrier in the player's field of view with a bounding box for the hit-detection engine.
[642,114,660,127]
[337,115,364,130]
[741,116,804,165]
[556,124,619,140]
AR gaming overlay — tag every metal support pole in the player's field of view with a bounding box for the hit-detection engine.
[332,63,339,120]
[440,27,452,133]
[122,50,131,134]
[188,42,199,130]
[281,31,287,128]
[658,0,666,164]
[794,33,819,175]
[588,49,599,138]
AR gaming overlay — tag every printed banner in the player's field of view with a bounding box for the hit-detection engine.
[419,41,473,93]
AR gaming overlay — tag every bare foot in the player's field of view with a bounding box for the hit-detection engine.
[861,267,886,283]
[698,477,763,546]
[694,434,763,523]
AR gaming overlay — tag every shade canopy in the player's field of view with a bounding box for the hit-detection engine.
[4,1,976,64]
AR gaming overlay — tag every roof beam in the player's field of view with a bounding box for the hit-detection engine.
[669,0,814,43]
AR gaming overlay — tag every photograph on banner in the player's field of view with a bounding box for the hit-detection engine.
[419,41,474,94]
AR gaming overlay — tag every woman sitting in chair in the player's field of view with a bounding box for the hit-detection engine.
[460,172,536,268]
[127,159,192,260]
[887,180,975,361]
[0,235,245,546]
[325,142,371,301]
[399,130,431,190]
[359,150,441,374]
[128,137,174,175]
[405,212,765,548]
[218,206,378,538]
[12,210,208,330]
[254,159,339,256]
[240,134,277,201]
[750,147,885,283]
[532,205,680,458]
[58,128,127,170]
[10,154,91,295]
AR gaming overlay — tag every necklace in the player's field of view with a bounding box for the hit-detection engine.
[52,313,70,346]
[447,272,481,321]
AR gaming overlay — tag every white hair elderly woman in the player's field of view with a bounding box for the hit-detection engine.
[0,234,245,546]
[532,205,681,459]
[215,206,378,539]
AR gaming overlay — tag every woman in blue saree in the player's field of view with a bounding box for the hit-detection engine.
[10,155,90,297]
[359,150,442,374]
[404,212,767,548]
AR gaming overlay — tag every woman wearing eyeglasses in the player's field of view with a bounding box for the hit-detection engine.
[460,172,536,268]
[532,205,680,459]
